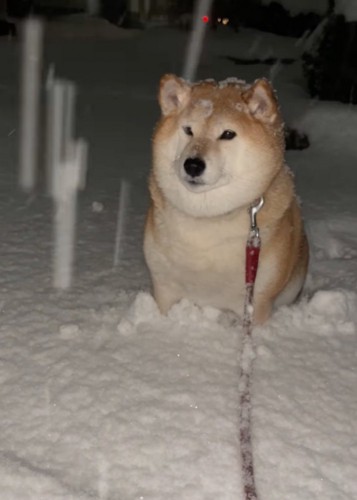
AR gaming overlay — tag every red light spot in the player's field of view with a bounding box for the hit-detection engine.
[202,15,209,23]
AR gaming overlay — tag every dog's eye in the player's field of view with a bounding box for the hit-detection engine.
[183,126,193,136]
[219,130,236,140]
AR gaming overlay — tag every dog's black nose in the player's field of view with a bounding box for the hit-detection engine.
[184,157,206,177]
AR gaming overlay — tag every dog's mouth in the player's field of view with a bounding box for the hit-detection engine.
[182,176,212,193]
[187,178,204,186]
[183,174,206,185]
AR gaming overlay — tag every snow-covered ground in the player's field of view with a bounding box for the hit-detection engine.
[0,21,356,500]
[261,0,357,21]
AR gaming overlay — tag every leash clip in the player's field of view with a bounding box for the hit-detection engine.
[249,197,264,237]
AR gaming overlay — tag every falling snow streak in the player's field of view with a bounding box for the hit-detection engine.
[53,140,87,290]
[113,179,130,268]
[46,77,77,198]
[48,78,87,290]
[19,17,44,192]
[182,0,214,81]
[86,0,100,16]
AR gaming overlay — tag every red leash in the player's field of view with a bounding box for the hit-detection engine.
[239,197,264,500]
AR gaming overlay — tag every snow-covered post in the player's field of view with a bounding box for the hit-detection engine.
[19,17,44,192]
[48,77,87,290]
[45,73,89,289]
[182,0,213,81]
[46,76,77,197]
[53,139,87,290]
[46,75,63,197]
[113,179,131,268]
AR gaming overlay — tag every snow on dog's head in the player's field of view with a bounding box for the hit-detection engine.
[152,74,285,218]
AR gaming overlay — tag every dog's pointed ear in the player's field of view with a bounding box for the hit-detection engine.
[159,74,191,116]
[244,79,279,124]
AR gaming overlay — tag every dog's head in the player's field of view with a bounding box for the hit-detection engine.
[153,74,285,218]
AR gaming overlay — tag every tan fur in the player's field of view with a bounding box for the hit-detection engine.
[144,75,309,324]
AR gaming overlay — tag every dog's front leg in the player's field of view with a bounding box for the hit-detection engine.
[151,279,183,315]
[252,294,273,325]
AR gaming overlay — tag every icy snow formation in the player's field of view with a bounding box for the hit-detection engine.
[0,20,356,500]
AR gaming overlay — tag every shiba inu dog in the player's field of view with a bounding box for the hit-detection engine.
[144,75,309,324]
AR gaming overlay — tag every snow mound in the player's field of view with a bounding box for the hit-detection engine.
[297,102,357,153]
[308,289,355,320]
[117,291,161,334]
[268,289,357,337]
[118,292,222,335]
[305,289,356,335]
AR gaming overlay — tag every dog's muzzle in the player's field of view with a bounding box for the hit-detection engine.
[184,157,206,178]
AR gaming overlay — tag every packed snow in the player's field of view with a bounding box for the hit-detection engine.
[0,18,356,500]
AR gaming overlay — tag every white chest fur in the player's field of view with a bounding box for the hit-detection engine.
[144,206,253,313]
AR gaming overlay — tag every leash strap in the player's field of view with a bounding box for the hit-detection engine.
[239,197,263,500]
